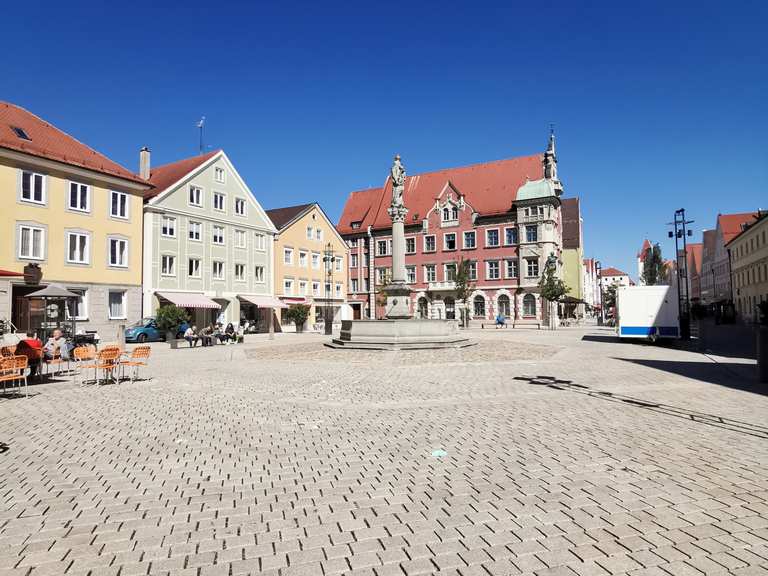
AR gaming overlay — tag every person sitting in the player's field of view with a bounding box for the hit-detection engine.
[224,323,236,343]
[15,331,42,377]
[495,313,507,328]
[184,325,199,347]
[199,325,213,347]
[44,328,70,360]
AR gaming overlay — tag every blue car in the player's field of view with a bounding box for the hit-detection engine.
[124,318,164,343]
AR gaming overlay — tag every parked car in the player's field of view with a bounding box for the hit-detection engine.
[124,318,164,343]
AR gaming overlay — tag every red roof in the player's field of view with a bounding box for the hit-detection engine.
[637,239,651,260]
[0,101,147,185]
[144,150,220,200]
[0,269,24,277]
[337,154,544,234]
[718,212,758,244]
[600,267,628,277]
[686,243,703,275]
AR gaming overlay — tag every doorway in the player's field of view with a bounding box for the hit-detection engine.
[444,297,455,320]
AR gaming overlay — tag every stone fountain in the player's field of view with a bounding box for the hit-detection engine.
[327,155,474,350]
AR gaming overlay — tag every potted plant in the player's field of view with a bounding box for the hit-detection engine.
[155,305,189,348]
[285,304,310,333]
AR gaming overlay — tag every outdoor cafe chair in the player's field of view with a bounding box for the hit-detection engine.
[44,348,71,379]
[0,355,29,398]
[0,345,17,358]
[119,345,151,383]
[91,347,122,385]
[73,345,98,386]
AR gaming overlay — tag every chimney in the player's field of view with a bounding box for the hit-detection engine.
[139,146,151,180]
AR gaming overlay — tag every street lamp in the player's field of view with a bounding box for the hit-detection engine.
[595,260,603,325]
[667,208,694,340]
[322,242,337,336]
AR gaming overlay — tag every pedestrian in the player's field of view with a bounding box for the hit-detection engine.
[184,325,199,347]
[15,331,42,377]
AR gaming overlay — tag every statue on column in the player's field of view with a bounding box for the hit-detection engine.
[390,154,406,208]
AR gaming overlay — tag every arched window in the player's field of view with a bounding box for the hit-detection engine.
[451,206,459,220]
[523,294,536,317]
[442,207,450,221]
[473,295,485,317]
[417,297,429,319]
[497,294,511,318]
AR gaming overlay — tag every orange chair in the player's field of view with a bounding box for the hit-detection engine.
[0,355,29,397]
[93,347,122,385]
[0,345,17,358]
[73,345,98,386]
[119,346,151,383]
[44,347,71,379]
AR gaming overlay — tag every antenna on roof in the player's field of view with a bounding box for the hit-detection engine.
[196,116,206,154]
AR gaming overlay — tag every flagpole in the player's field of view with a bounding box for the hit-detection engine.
[197,116,205,154]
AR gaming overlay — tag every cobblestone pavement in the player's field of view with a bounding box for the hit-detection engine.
[1,325,767,576]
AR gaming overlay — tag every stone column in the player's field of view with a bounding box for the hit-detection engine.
[384,205,412,319]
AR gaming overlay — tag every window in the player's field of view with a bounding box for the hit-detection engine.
[284,248,294,265]
[235,229,247,249]
[68,182,90,212]
[108,238,128,267]
[18,225,44,260]
[351,221,361,230]
[335,256,342,272]
[212,226,225,245]
[505,227,518,245]
[214,166,226,183]
[65,289,88,320]
[312,282,320,296]
[213,192,225,211]
[424,235,436,252]
[108,290,127,320]
[188,258,201,278]
[445,263,457,281]
[254,266,265,283]
[350,238,358,247]
[468,261,477,280]
[254,233,266,250]
[299,251,308,267]
[498,294,511,318]
[444,233,457,251]
[110,191,129,219]
[66,232,89,264]
[363,253,369,267]
[525,225,538,243]
[189,185,203,206]
[406,237,416,254]
[506,259,518,278]
[523,294,536,317]
[487,261,500,280]
[12,126,31,140]
[406,266,416,284]
[377,240,389,256]
[161,216,176,237]
[473,295,486,317]
[325,282,332,295]
[21,171,45,204]
[463,231,476,249]
[486,229,499,247]
[442,205,459,222]
[189,221,202,241]
[161,255,175,276]
[235,263,245,281]
[351,254,358,268]
[425,265,436,283]
[526,258,539,277]
[376,267,389,285]
[306,226,313,239]
[312,253,320,269]
[316,228,323,241]
[212,261,225,280]
[351,278,359,292]
[234,198,246,216]
[284,279,294,295]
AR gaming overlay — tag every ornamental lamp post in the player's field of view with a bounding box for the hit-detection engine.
[595,260,603,326]
[322,242,336,336]
[667,208,694,340]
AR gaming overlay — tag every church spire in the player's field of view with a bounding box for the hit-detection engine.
[543,125,557,180]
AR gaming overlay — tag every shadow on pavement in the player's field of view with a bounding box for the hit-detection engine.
[514,375,768,439]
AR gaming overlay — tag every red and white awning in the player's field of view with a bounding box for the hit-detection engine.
[238,294,288,309]
[158,292,221,309]
[280,296,307,304]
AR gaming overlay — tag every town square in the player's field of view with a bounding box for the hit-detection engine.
[1,1,767,575]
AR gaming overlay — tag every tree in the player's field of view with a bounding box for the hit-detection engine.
[454,258,475,328]
[641,243,666,286]
[603,283,617,310]
[155,305,189,336]
[539,257,569,329]
[285,304,311,333]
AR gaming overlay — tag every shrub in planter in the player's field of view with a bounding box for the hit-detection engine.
[285,304,310,333]
[155,305,189,340]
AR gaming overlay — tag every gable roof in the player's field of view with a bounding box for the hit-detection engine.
[718,212,759,244]
[337,154,544,234]
[600,267,628,277]
[265,203,314,231]
[561,197,581,249]
[686,243,703,276]
[144,149,220,200]
[0,101,147,185]
[637,239,652,260]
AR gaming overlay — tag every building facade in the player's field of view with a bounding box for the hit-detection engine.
[338,136,565,322]
[265,203,349,331]
[582,258,599,310]
[599,267,631,290]
[727,211,767,323]
[561,197,584,316]
[142,149,280,330]
[0,102,151,338]
[700,213,756,308]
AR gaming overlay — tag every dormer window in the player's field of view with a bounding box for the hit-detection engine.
[441,203,459,223]
[12,126,31,141]
[351,221,361,230]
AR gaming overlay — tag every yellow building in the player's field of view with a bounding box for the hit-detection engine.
[0,102,151,338]
[265,203,349,331]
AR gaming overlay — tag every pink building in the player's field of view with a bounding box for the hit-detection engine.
[337,135,565,322]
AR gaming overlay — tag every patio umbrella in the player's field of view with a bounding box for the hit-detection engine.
[25,284,80,340]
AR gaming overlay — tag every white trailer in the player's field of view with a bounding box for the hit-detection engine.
[616,285,679,340]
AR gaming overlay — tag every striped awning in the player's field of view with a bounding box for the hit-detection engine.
[238,294,288,309]
[158,292,221,309]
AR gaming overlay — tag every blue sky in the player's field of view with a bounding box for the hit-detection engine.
[3,0,766,278]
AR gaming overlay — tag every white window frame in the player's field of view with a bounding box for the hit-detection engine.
[299,280,308,295]
[335,255,342,272]
[214,166,226,184]
[525,225,538,243]
[189,185,203,207]
[351,278,359,292]
[161,216,177,238]
[65,289,88,321]
[311,253,320,269]
[254,233,266,251]
[107,290,127,320]
[212,261,225,280]
[485,228,500,248]
[443,233,457,251]
[188,221,202,241]
[161,254,176,276]
[20,170,46,205]
[505,259,518,278]
[212,225,225,245]
[424,264,436,283]
[188,258,201,278]
[316,228,323,241]
[526,258,539,278]
[235,229,247,249]
[444,263,457,282]
[312,281,320,296]
[463,231,476,249]
[108,237,128,268]
[504,227,517,246]
[424,235,436,253]
[213,191,226,212]
[468,261,477,281]
[110,191,129,220]
[350,254,358,268]
[405,237,416,254]
[18,225,45,260]
[67,181,90,213]
[377,239,389,257]
[306,226,313,239]
[66,231,90,264]
[234,263,246,282]
[254,266,265,283]
[335,283,342,298]
[284,248,294,265]
[406,265,416,284]
[283,278,294,296]
[234,197,247,216]
[486,260,500,280]
[299,251,308,267]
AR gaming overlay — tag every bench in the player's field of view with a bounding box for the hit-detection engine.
[513,320,542,329]
[480,322,508,329]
